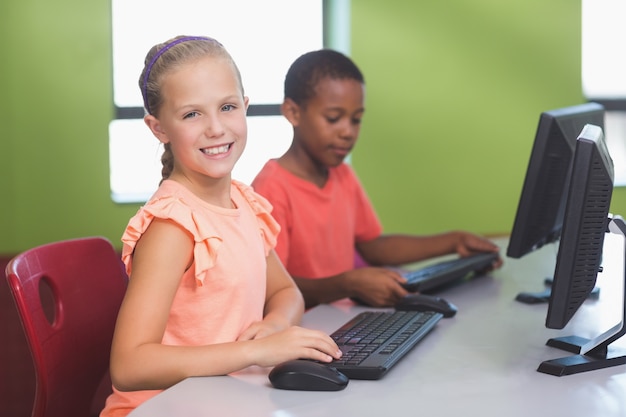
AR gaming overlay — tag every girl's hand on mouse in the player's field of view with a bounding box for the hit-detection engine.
[346,267,409,307]
[247,326,342,367]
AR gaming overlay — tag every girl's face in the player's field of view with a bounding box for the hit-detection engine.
[292,77,365,169]
[146,56,249,185]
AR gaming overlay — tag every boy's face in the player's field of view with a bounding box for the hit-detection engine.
[291,77,365,168]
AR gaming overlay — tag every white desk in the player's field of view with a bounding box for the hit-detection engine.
[129,237,626,417]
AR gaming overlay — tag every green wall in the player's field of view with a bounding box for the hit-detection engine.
[1,0,625,254]
[1,0,138,254]
[351,0,626,237]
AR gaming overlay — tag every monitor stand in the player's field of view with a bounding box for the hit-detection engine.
[515,277,600,304]
[537,216,626,376]
[514,241,601,304]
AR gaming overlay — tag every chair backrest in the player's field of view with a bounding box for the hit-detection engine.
[5,236,128,417]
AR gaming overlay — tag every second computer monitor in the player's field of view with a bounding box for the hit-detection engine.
[507,102,605,259]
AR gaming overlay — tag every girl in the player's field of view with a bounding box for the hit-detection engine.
[101,36,341,417]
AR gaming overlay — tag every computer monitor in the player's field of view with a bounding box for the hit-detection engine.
[537,124,626,376]
[507,102,605,303]
[507,102,605,259]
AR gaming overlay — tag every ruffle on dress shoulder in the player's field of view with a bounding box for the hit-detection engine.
[233,180,280,255]
[121,194,223,286]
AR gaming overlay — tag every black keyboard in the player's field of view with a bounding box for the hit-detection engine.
[402,252,499,293]
[329,310,443,380]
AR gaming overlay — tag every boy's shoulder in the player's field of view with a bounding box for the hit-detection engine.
[252,159,282,186]
[252,159,289,194]
[254,159,281,177]
[252,160,361,196]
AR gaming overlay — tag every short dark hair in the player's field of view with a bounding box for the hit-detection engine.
[284,49,364,106]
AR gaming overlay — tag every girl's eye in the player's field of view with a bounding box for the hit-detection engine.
[326,116,340,124]
[221,104,236,112]
[183,111,199,119]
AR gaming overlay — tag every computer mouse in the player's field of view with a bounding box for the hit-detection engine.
[395,293,458,318]
[268,359,349,391]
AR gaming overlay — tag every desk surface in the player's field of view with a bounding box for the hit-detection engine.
[129,237,626,417]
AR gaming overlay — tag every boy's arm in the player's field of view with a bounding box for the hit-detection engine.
[291,274,352,308]
[292,268,408,310]
[356,231,501,267]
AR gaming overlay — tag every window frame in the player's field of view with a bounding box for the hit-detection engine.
[109,0,349,203]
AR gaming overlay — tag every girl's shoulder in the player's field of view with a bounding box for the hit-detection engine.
[122,181,223,286]
[140,180,199,223]
[231,179,280,251]
[232,179,274,215]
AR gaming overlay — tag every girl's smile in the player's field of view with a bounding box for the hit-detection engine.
[201,142,233,157]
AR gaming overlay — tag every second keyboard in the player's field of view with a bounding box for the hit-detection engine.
[402,252,499,293]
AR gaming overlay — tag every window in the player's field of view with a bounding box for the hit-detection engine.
[582,0,626,185]
[109,0,338,203]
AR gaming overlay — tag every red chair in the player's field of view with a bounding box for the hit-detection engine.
[5,236,128,417]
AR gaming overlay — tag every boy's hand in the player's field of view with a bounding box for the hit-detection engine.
[456,232,503,269]
[345,267,409,307]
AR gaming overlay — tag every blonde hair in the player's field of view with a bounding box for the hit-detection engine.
[138,35,244,182]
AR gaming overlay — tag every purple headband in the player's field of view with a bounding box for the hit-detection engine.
[141,36,217,114]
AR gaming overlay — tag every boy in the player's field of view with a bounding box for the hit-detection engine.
[252,49,500,309]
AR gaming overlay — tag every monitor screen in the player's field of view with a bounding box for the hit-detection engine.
[537,124,626,376]
[507,102,605,259]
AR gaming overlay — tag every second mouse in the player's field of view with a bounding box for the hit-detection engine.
[395,293,458,318]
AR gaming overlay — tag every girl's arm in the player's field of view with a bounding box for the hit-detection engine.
[110,220,340,392]
[238,250,305,340]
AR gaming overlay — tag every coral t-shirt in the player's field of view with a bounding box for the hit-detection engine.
[252,160,382,278]
[100,179,279,417]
